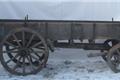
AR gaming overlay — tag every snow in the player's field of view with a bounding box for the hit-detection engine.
[0,48,120,80]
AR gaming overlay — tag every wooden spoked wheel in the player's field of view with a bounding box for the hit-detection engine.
[101,39,119,61]
[0,28,49,75]
[107,43,120,73]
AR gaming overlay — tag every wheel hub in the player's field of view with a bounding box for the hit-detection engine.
[19,48,30,57]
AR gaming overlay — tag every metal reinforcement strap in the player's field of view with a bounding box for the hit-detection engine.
[24,15,29,27]
[69,22,74,45]
[80,24,84,41]
[45,22,48,40]
[93,23,96,40]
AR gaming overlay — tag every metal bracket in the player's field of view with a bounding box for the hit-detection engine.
[24,14,29,27]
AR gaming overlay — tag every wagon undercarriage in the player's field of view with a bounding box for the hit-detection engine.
[0,19,120,75]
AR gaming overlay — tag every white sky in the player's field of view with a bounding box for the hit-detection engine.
[0,1,120,20]
[0,0,120,2]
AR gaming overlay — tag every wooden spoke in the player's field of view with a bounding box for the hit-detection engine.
[29,54,41,63]
[26,34,35,47]
[31,49,45,60]
[34,47,45,50]
[13,56,22,71]
[22,56,26,74]
[31,49,45,54]
[26,55,35,71]
[2,50,19,53]
[31,41,42,48]
[12,34,22,47]
[32,50,41,58]
[6,53,20,64]
[5,41,17,47]
[6,47,19,51]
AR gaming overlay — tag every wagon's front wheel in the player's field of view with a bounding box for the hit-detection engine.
[107,43,120,73]
[0,28,49,75]
[101,39,119,61]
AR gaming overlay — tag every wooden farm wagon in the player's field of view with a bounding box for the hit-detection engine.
[0,17,120,75]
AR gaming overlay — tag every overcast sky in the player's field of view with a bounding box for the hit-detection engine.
[0,1,120,21]
[0,0,120,2]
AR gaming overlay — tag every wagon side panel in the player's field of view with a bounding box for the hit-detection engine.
[47,22,71,40]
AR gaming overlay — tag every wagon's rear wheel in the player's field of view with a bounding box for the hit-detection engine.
[0,28,49,75]
[101,39,119,61]
[107,43,120,73]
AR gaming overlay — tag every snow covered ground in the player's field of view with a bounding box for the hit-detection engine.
[0,48,120,80]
